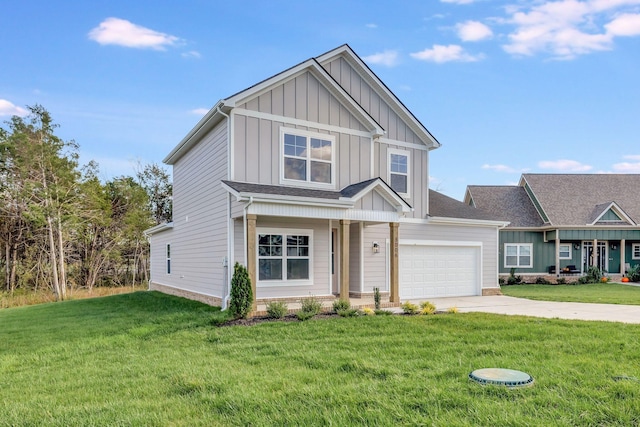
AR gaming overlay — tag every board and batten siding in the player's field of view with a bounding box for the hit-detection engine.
[252,217,331,299]
[399,222,499,292]
[233,71,373,187]
[362,224,390,293]
[321,57,423,145]
[161,119,229,298]
[349,223,362,293]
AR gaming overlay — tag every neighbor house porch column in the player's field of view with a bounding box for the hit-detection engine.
[339,220,350,300]
[389,222,399,303]
[246,213,257,312]
[592,239,597,268]
[621,239,626,275]
[555,233,560,277]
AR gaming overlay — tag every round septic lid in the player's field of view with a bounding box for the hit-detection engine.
[469,368,534,388]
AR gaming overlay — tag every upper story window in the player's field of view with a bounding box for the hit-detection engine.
[388,148,410,196]
[281,128,334,187]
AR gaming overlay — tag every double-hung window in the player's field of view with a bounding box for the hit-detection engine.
[633,243,640,260]
[258,229,312,285]
[388,148,410,196]
[559,244,571,259]
[281,128,334,187]
[504,243,532,268]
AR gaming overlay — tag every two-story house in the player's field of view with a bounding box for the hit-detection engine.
[145,45,506,309]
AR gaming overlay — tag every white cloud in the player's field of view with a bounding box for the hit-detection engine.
[538,159,592,171]
[366,23,378,29]
[181,50,202,59]
[410,44,484,63]
[456,20,493,41]
[88,17,181,50]
[363,50,399,67]
[482,164,518,173]
[190,108,209,116]
[623,154,640,160]
[0,99,28,117]
[502,0,640,59]
[606,13,640,36]
[612,161,640,172]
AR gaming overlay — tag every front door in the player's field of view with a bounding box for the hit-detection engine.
[582,241,608,272]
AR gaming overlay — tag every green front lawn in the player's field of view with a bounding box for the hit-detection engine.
[501,283,640,305]
[1,291,640,426]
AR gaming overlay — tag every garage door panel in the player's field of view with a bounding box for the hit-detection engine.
[399,244,479,299]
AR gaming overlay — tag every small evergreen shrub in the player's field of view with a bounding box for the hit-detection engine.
[556,277,567,285]
[627,265,640,282]
[373,287,381,310]
[506,268,523,285]
[419,301,436,315]
[297,295,322,320]
[585,266,603,283]
[498,277,506,285]
[229,262,253,319]
[337,308,359,317]
[401,301,419,315]
[374,309,392,316]
[266,301,288,319]
[535,276,551,284]
[332,298,350,313]
[362,307,375,316]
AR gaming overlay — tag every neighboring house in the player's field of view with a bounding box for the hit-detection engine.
[465,174,640,279]
[146,44,506,309]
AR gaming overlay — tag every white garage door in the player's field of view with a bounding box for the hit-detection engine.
[399,244,480,299]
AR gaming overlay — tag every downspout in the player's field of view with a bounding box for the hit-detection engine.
[217,105,233,310]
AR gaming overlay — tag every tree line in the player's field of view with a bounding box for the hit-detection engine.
[0,105,172,299]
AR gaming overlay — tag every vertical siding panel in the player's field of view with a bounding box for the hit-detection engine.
[234,114,247,182]
[271,85,284,116]
[350,134,360,184]
[349,224,361,293]
[258,91,271,113]
[259,119,273,183]
[308,74,319,123]
[246,117,260,183]
[283,79,296,118]
[295,74,308,120]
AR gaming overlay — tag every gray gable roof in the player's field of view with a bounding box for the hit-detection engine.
[522,174,640,226]
[428,189,500,222]
[466,186,544,227]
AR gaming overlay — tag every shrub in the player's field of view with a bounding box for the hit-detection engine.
[332,298,350,313]
[506,268,523,285]
[535,276,551,284]
[374,309,392,316]
[627,264,640,282]
[447,306,459,314]
[362,307,375,316]
[373,287,381,310]
[297,295,322,320]
[229,262,253,319]
[266,301,288,319]
[419,301,436,315]
[401,301,419,315]
[585,266,603,283]
[556,277,567,285]
[498,277,506,285]
[337,308,359,317]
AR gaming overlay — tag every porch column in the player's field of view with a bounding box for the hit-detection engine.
[555,235,560,277]
[621,239,626,275]
[246,214,257,312]
[339,220,350,300]
[389,222,399,303]
[592,239,597,268]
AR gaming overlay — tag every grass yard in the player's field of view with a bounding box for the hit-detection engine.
[501,282,640,305]
[1,292,640,426]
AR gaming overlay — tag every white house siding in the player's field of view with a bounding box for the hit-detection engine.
[233,219,244,266]
[232,71,373,188]
[149,228,173,286]
[354,191,398,212]
[362,224,390,293]
[158,120,229,299]
[321,57,423,145]
[399,222,499,293]
[253,216,331,299]
[349,223,362,294]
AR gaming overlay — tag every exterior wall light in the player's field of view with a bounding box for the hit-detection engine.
[372,241,380,253]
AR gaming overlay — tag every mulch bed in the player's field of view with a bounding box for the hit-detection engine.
[220,312,342,327]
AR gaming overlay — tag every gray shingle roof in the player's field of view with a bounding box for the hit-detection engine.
[428,189,500,221]
[522,174,640,226]
[466,185,544,227]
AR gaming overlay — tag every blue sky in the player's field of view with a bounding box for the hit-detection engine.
[1,0,639,200]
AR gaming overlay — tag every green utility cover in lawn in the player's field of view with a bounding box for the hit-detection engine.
[469,368,534,388]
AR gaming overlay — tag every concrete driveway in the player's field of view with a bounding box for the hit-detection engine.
[407,295,640,324]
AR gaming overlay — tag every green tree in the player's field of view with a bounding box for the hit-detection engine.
[136,162,172,225]
[229,262,253,319]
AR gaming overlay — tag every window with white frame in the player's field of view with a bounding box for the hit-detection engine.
[281,128,334,187]
[559,244,571,259]
[258,229,312,284]
[388,148,410,196]
[633,243,640,260]
[505,243,532,268]
[166,243,171,274]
